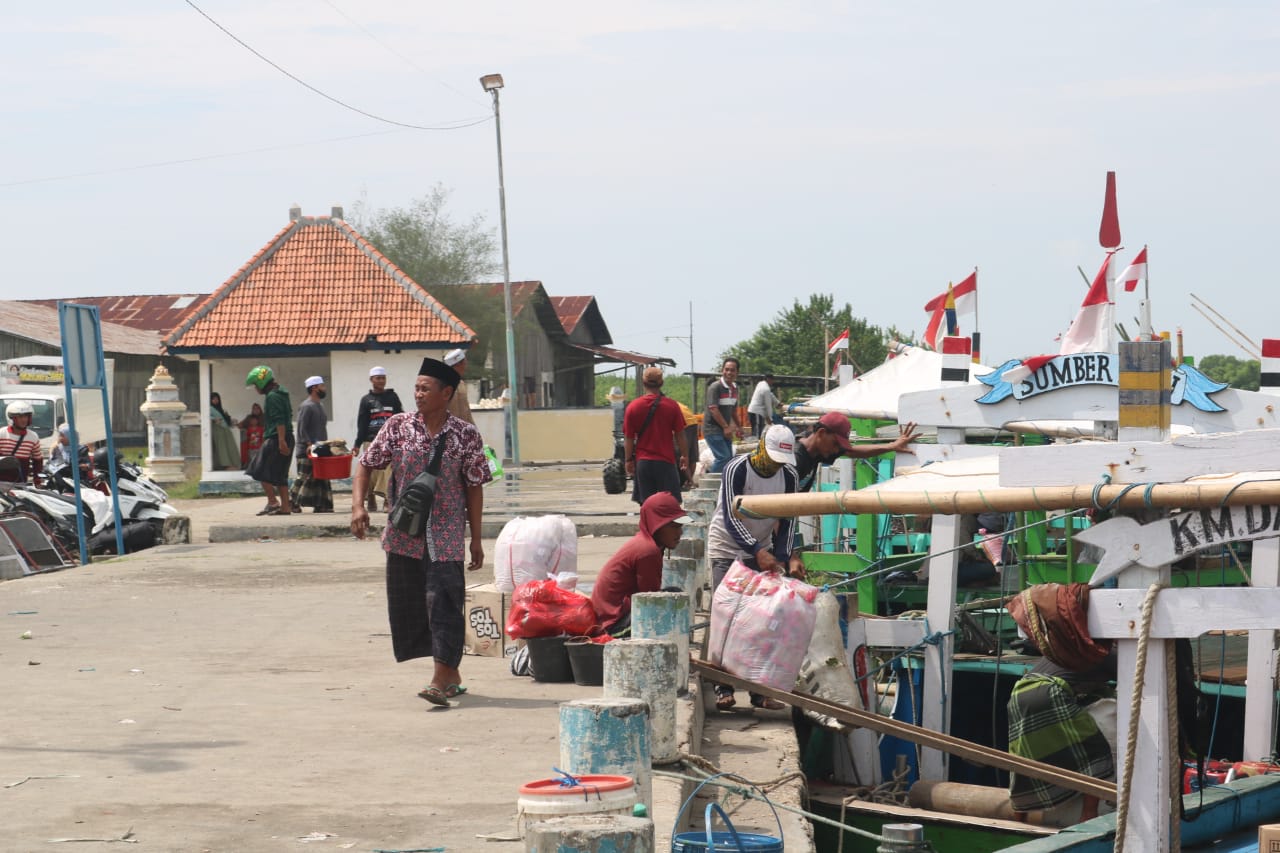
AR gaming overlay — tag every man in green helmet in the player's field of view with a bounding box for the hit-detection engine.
[244,365,294,515]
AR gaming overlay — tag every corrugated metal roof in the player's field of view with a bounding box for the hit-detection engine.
[0,301,164,355]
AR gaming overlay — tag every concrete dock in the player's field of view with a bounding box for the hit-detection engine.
[1,465,812,851]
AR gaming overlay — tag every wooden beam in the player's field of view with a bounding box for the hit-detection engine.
[1087,588,1280,638]
[736,478,1280,519]
[691,659,1117,802]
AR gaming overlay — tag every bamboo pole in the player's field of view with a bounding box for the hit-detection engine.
[736,478,1280,519]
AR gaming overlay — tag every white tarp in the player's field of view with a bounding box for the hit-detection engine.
[795,346,994,420]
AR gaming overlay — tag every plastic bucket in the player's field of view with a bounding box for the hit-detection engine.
[526,635,574,683]
[516,773,636,837]
[671,831,784,852]
[565,637,605,686]
[308,452,352,480]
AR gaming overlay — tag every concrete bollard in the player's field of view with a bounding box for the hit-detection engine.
[525,813,653,852]
[559,698,652,809]
[631,592,691,694]
[604,639,680,764]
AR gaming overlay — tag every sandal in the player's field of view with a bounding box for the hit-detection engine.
[714,694,736,712]
[444,684,467,698]
[417,686,449,706]
[255,504,281,516]
[750,695,786,711]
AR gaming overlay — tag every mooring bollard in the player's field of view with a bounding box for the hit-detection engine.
[524,813,654,853]
[631,592,691,694]
[603,638,680,764]
[559,698,652,809]
[877,822,928,852]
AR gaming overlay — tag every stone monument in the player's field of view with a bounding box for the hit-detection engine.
[138,363,188,484]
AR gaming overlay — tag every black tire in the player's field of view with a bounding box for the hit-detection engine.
[602,457,627,494]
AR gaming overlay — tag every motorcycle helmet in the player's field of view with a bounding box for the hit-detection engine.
[93,447,115,471]
[6,401,33,420]
[245,365,274,391]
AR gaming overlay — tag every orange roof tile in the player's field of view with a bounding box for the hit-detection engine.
[165,215,474,352]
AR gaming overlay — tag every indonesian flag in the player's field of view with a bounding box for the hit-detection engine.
[1059,253,1115,354]
[827,328,849,355]
[922,270,977,314]
[830,350,842,379]
[1116,246,1148,293]
[1000,353,1056,386]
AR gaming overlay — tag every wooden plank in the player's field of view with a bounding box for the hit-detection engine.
[922,512,961,782]
[690,659,1117,802]
[1087,588,1280,638]
[999,430,1280,487]
[1247,537,1280,760]
[807,790,1057,837]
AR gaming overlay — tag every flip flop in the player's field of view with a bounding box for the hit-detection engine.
[418,686,449,706]
[255,505,281,516]
[444,684,467,698]
[715,694,736,712]
[750,695,786,711]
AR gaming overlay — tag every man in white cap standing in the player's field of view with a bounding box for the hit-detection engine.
[443,348,474,425]
[705,423,804,711]
[290,375,333,513]
[354,366,403,512]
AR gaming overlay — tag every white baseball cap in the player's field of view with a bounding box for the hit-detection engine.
[369,366,387,377]
[305,375,325,389]
[763,424,797,465]
[443,348,467,367]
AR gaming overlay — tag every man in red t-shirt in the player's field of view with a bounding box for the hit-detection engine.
[623,367,691,503]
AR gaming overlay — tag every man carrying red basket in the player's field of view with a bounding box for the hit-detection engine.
[290,375,334,513]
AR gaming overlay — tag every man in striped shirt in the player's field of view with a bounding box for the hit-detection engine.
[0,401,44,484]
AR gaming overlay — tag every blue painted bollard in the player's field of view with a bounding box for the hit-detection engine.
[632,592,691,693]
[524,813,654,853]
[559,698,652,809]
[604,638,680,764]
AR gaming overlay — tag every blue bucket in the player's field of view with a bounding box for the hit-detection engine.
[671,786,783,852]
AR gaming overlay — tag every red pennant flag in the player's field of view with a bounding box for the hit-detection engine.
[1116,246,1148,292]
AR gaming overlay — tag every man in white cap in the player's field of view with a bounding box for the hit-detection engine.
[354,366,403,512]
[705,423,804,711]
[443,348,474,425]
[290,375,333,512]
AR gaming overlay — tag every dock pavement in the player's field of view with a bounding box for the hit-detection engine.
[1,464,812,851]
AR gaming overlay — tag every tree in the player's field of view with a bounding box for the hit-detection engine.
[721,294,903,382]
[1198,354,1260,390]
[353,185,516,378]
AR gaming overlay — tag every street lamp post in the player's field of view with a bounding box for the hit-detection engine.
[480,72,520,467]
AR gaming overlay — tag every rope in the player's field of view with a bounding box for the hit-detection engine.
[655,763,890,844]
[1114,582,1166,853]
[1166,639,1182,853]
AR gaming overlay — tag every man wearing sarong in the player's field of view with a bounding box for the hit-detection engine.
[289,376,333,513]
[351,357,491,707]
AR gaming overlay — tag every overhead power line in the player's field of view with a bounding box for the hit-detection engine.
[0,129,406,189]
[183,0,489,131]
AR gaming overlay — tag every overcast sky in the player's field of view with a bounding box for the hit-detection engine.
[3,2,1277,376]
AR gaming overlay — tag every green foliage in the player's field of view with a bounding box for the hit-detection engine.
[720,294,904,379]
[353,185,517,382]
[593,373,696,408]
[1198,354,1260,390]
[351,185,498,287]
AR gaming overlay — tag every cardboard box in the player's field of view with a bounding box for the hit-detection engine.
[1261,823,1280,851]
[464,583,510,657]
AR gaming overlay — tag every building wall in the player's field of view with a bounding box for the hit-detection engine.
[517,408,613,461]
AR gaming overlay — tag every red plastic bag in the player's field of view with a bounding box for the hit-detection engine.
[506,579,598,639]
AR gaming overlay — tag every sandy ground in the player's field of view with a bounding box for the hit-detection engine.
[1,533,627,852]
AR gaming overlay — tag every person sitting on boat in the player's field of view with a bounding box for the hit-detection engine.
[589,492,692,636]
[792,413,919,493]
[1006,584,1117,826]
[705,424,802,712]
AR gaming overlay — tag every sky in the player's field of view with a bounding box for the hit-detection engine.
[3,2,1278,377]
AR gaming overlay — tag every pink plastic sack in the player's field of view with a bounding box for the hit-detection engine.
[709,561,820,691]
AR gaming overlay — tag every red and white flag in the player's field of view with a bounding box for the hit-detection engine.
[922,271,977,314]
[1059,253,1115,354]
[827,328,849,355]
[830,351,842,379]
[1116,246,1148,292]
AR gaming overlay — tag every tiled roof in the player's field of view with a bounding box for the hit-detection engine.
[165,214,474,352]
[455,281,544,317]
[0,301,164,355]
[549,296,593,335]
[549,295,612,345]
[25,294,205,333]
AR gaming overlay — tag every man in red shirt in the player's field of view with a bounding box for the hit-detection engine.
[623,367,690,504]
[590,491,691,635]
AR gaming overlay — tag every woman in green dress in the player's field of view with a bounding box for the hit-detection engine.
[209,392,242,471]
